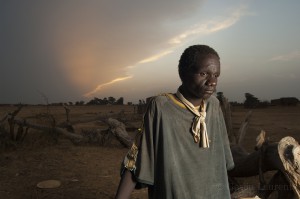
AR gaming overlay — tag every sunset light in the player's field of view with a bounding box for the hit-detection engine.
[1,1,300,104]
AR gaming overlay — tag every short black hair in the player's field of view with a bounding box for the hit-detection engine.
[178,44,220,81]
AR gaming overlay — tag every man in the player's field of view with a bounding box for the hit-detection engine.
[115,45,234,199]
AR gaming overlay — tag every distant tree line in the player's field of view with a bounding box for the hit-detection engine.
[270,97,299,106]
[2,93,298,107]
[86,97,124,105]
[47,97,125,106]
[217,92,299,108]
[243,93,299,108]
[243,93,268,108]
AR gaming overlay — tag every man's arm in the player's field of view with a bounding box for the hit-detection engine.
[115,169,137,199]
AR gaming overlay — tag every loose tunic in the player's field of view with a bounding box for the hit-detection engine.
[123,93,234,199]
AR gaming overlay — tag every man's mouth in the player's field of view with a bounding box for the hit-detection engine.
[204,90,214,94]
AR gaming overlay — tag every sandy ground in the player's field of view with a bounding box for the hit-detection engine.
[0,104,299,199]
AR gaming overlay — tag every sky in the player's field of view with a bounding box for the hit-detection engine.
[1,0,300,104]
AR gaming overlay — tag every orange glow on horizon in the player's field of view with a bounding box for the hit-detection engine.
[60,45,99,90]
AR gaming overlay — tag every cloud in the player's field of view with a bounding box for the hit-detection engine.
[0,1,249,103]
[138,50,174,64]
[0,1,206,103]
[168,5,248,44]
[84,5,250,97]
[272,73,297,80]
[84,76,133,97]
[269,51,300,61]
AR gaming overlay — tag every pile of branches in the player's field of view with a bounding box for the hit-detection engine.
[219,96,299,199]
[0,105,133,148]
[80,118,133,147]
[0,105,28,147]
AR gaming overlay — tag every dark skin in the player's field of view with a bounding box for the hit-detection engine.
[115,54,221,199]
[115,170,136,199]
[180,54,220,106]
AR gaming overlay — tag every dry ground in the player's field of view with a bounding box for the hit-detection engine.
[0,104,299,199]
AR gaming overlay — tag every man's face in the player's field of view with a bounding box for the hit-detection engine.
[182,54,220,100]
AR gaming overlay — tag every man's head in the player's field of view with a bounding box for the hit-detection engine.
[178,45,220,80]
[178,45,221,101]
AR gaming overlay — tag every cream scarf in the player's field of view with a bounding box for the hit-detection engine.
[176,89,210,148]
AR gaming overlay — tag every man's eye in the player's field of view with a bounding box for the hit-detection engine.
[199,72,207,76]
[214,74,220,78]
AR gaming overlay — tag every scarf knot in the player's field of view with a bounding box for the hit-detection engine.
[176,89,210,148]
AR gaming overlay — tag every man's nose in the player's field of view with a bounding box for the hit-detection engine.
[206,77,217,86]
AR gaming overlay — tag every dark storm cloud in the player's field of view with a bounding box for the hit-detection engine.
[0,0,204,103]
